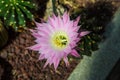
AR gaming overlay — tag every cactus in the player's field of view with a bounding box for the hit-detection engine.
[58,0,97,15]
[0,20,8,48]
[69,0,115,57]
[0,0,36,31]
[38,0,65,20]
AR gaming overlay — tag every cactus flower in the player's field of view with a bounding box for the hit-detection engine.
[29,12,89,70]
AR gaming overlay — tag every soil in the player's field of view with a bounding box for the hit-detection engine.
[0,65,3,80]
[0,29,80,80]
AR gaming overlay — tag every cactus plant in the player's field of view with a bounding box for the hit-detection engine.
[0,0,36,30]
[0,20,8,48]
[58,0,97,15]
[69,0,115,57]
[37,0,65,20]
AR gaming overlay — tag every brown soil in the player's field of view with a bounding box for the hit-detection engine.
[0,29,79,80]
[0,65,3,80]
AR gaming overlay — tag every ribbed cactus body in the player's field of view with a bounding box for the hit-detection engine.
[0,0,36,30]
[43,0,65,20]
[0,20,8,48]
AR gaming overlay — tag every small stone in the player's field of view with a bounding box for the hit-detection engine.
[0,51,7,58]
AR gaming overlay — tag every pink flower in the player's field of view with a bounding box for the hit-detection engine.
[28,12,89,70]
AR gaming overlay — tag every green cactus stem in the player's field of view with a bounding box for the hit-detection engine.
[43,0,65,20]
[70,0,115,57]
[0,20,8,48]
[0,0,36,31]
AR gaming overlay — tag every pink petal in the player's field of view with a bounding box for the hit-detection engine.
[29,29,36,33]
[47,23,56,33]
[73,16,80,27]
[72,26,79,32]
[64,21,73,32]
[63,57,69,67]
[39,18,45,23]
[27,44,41,51]
[64,46,71,55]
[71,49,80,57]
[70,42,77,48]
[43,60,49,68]
[49,55,55,66]
[48,52,58,66]
[53,57,60,70]
[38,30,49,37]
[36,38,49,44]
[40,47,52,56]
[63,11,69,23]
[39,54,45,60]
[32,33,41,38]
[74,38,80,42]
[70,32,78,39]
[34,21,43,27]
[79,31,90,37]
[52,13,57,20]
[29,29,41,38]
[43,53,54,68]
[58,16,63,28]
[48,16,55,28]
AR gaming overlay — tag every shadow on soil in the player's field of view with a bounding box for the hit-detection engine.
[106,59,120,80]
[0,29,19,50]
[0,57,13,80]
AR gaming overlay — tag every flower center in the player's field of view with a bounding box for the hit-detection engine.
[51,31,69,50]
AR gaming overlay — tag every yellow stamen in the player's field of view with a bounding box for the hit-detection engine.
[51,31,69,50]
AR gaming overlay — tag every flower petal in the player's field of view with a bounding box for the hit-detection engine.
[34,21,43,27]
[79,31,90,37]
[73,16,80,27]
[71,49,80,57]
[32,32,41,38]
[70,42,77,48]
[39,54,45,60]
[48,16,56,28]
[64,46,71,55]
[49,54,55,66]
[63,11,69,23]
[28,44,41,51]
[63,57,69,67]
[58,16,64,28]
[43,60,49,68]
[53,57,60,70]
